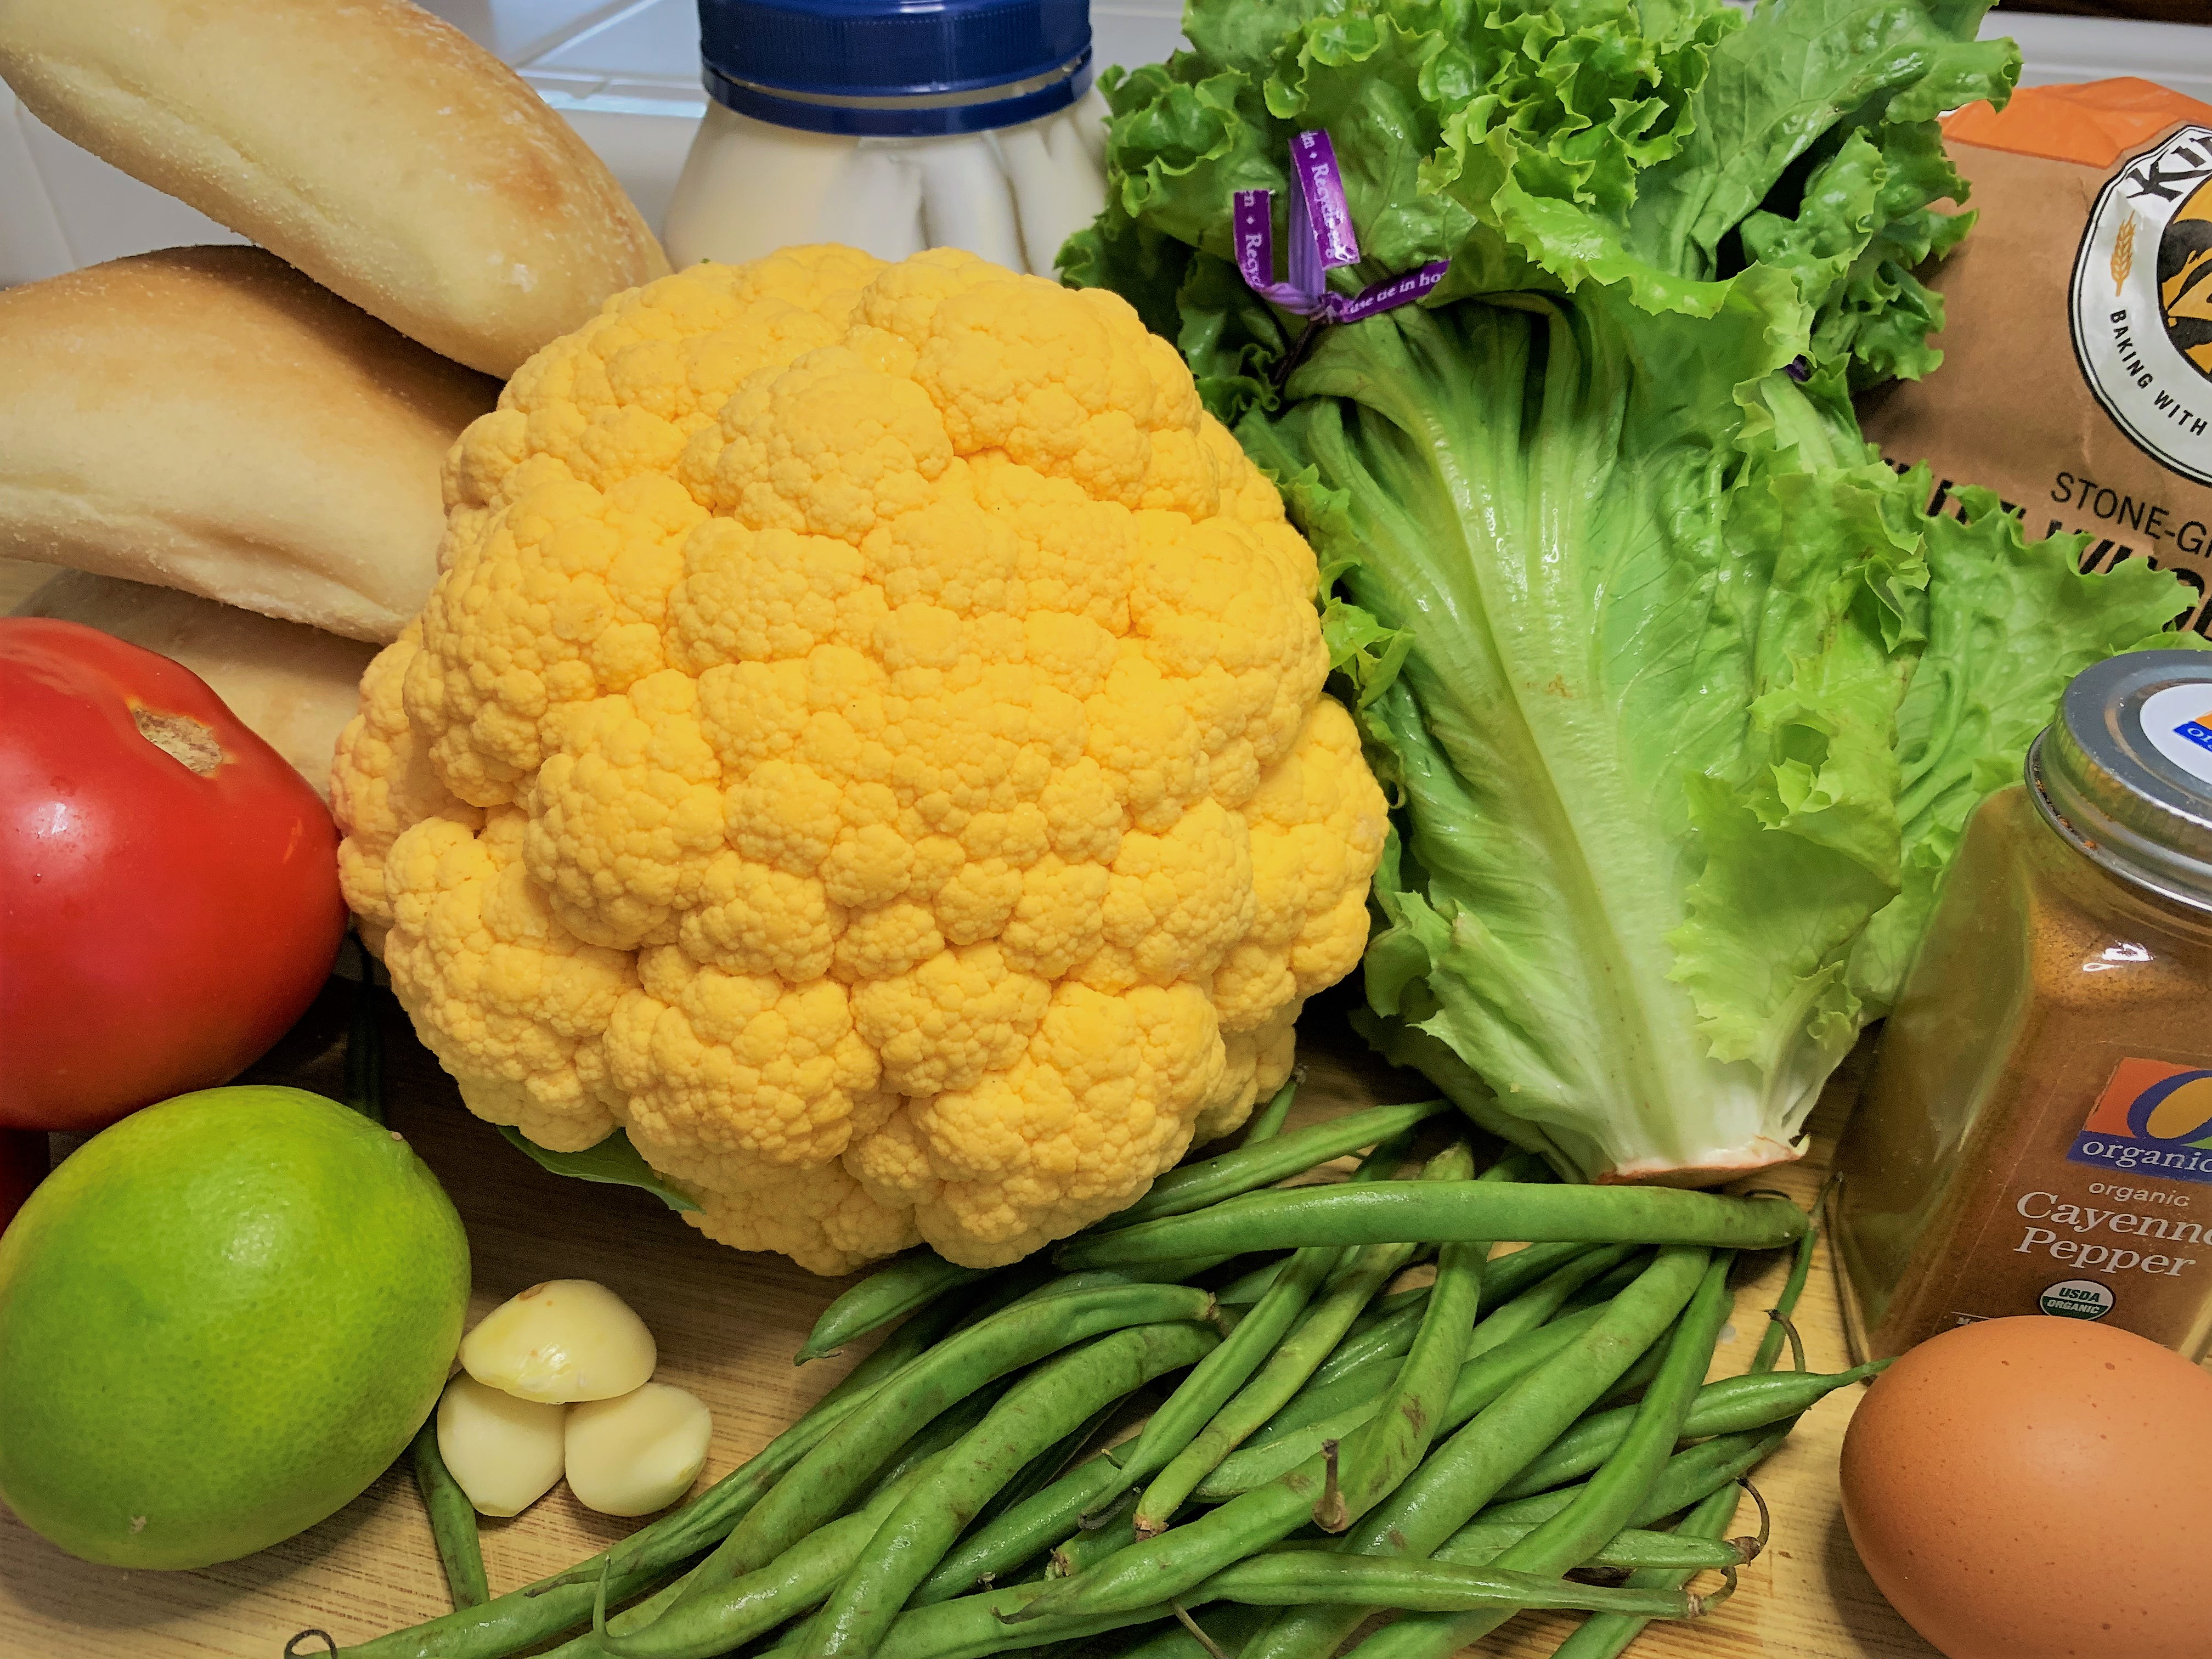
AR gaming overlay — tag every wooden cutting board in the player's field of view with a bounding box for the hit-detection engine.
[0,985,1942,1659]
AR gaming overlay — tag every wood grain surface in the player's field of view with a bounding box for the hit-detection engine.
[0,984,1942,1659]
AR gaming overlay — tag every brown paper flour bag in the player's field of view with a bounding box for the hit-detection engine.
[1859,77,2212,636]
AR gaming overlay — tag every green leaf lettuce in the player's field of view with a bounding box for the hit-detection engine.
[1069,0,2196,1178]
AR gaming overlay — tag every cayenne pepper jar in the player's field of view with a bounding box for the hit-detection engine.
[1835,650,2212,1364]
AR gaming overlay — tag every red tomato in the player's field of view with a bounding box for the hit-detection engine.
[0,619,347,1131]
[0,1130,44,1234]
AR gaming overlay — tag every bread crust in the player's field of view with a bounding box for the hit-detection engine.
[0,247,497,641]
[0,0,671,376]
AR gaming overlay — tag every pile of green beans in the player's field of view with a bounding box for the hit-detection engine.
[321,1080,1850,1659]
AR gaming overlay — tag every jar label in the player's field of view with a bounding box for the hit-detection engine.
[2066,1056,2212,1185]
[2038,1278,2117,1319]
[2069,123,2212,487]
[2138,681,2212,787]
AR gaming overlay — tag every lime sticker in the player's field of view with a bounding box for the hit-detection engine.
[2039,1279,2116,1320]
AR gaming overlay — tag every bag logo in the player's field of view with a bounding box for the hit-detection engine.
[2071,125,2212,486]
[2068,1056,2212,1183]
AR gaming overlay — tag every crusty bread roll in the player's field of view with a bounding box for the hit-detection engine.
[0,0,669,377]
[16,571,376,798]
[0,247,496,642]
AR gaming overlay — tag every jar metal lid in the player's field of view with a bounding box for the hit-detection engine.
[2029,648,2212,912]
[699,0,1092,137]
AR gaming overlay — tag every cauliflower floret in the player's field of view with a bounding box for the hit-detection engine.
[337,246,1387,1271]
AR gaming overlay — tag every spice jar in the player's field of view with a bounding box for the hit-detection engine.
[1835,650,2212,1364]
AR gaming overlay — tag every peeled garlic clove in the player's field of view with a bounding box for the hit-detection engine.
[564,1382,714,1517]
[437,1374,566,1517]
[460,1279,656,1403]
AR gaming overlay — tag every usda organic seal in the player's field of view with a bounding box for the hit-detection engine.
[2071,125,2212,487]
[2038,1278,2116,1321]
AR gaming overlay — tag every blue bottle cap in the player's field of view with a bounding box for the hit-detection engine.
[698,0,1092,138]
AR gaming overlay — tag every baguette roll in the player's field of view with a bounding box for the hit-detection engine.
[0,247,496,642]
[0,0,669,377]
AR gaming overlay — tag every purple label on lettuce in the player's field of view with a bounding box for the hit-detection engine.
[1290,130,1361,270]
[1233,129,1445,330]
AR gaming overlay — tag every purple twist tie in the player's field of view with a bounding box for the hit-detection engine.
[1233,129,1447,325]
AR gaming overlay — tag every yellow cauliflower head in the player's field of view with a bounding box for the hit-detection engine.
[334,246,1386,1272]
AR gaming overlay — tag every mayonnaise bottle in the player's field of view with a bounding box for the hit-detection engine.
[664,0,1108,278]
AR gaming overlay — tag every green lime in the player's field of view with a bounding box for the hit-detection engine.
[0,1086,469,1568]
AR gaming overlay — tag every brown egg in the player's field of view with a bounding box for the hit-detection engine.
[1840,1316,2212,1659]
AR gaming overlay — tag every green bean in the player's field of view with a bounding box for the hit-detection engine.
[866,1385,1015,1502]
[1305,1144,1493,1533]
[995,1452,1324,1626]
[914,1452,1131,1606]
[1548,1483,1741,1659]
[1752,1197,1822,1373]
[1236,1244,1721,1659]
[672,1284,1215,1611]
[1342,1284,1454,1356]
[1480,1423,1797,1533]
[1243,1341,1399,1445]
[1196,1302,1615,1502]
[947,1259,1063,1324]
[955,1132,1414,1579]
[1014,1249,1709,1628]
[1097,1606,1267,1659]
[1103,1098,1450,1229]
[1233,1075,1300,1148]
[1047,1500,1139,1579]
[1489,1361,1884,1503]
[1453,1242,1594,1321]
[1551,1194,1829,1659]
[1139,1142,1477,1533]
[1589,1327,1670,1410]
[1021,1261,1240,1304]
[1242,1245,1615,1457]
[337,1293,975,1659]
[1120,1146,1452,1536]
[1303,1289,1425,1383]
[1214,1255,1293,1307]
[800,1252,996,1365]
[1340,1252,1737,1659]
[808,1323,1221,1659]
[1313,1248,1705,1557]
[545,1403,1003,1659]
[1117,1242,1344,1519]
[409,1416,488,1610]
[972,1395,1128,1537]
[546,1446,958,1659]
[1189,1552,1720,1618]
[1058,1186,1804,1268]
[595,1289,977,1578]
[1435,1521,1745,1573]
[818,1290,979,1413]
[1555,1251,1658,1319]
[774,1554,1717,1659]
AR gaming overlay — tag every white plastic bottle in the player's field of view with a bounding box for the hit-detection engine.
[664,0,1109,278]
